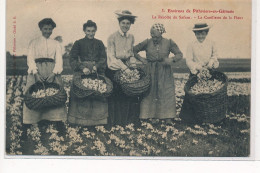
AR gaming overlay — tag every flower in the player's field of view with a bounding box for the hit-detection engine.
[171,136,178,141]
[194,125,201,129]
[240,129,250,134]
[106,140,112,144]
[125,124,135,131]
[192,139,199,145]
[208,129,219,135]
[169,148,177,152]
[94,139,107,155]
[129,150,142,156]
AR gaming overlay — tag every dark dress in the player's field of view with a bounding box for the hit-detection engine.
[105,69,140,126]
[68,36,108,126]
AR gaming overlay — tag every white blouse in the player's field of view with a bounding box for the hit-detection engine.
[107,30,135,71]
[27,36,63,74]
[186,39,219,74]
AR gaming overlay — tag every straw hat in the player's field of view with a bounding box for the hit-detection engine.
[115,10,137,18]
[192,23,211,31]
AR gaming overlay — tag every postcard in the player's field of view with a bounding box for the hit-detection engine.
[4,0,254,160]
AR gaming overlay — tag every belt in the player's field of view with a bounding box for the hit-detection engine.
[147,58,163,62]
[35,58,55,63]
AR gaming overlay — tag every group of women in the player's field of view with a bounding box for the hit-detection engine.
[23,10,219,132]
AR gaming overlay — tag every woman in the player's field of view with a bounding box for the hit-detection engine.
[186,23,219,75]
[106,10,140,127]
[133,23,183,124]
[23,18,67,131]
[180,23,219,123]
[68,20,108,126]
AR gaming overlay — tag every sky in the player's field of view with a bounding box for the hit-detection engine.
[6,0,252,58]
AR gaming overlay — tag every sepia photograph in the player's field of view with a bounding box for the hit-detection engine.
[5,0,252,158]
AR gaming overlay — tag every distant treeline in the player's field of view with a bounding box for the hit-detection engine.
[6,51,251,75]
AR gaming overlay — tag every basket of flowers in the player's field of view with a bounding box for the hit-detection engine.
[72,72,113,99]
[24,81,67,110]
[184,69,228,123]
[114,68,151,96]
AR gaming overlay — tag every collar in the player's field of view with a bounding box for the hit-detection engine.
[84,36,95,41]
[195,38,209,45]
[152,37,163,46]
[40,35,52,41]
[118,30,129,37]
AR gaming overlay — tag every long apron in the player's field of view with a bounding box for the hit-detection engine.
[67,74,108,126]
[23,59,67,124]
[139,62,176,119]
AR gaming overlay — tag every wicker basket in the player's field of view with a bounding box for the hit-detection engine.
[184,70,228,123]
[114,68,151,96]
[72,72,113,99]
[24,81,67,110]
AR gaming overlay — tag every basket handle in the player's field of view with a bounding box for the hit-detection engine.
[40,81,46,92]
[95,70,100,80]
[95,71,101,92]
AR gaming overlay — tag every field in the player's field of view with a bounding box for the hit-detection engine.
[5,72,250,157]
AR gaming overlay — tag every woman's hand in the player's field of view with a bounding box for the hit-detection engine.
[92,66,97,73]
[196,63,203,71]
[123,68,131,74]
[207,59,214,69]
[83,67,91,75]
[190,69,198,75]
[129,57,137,68]
[212,61,219,69]
[207,59,219,69]
[172,56,182,63]
[46,73,55,83]
[81,61,95,72]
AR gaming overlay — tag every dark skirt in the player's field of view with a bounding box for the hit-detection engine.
[105,68,140,126]
[68,90,108,126]
[179,72,199,124]
[68,72,108,126]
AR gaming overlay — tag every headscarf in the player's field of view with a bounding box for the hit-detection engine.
[151,23,166,34]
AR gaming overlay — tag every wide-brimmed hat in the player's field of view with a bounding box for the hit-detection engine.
[192,23,211,31]
[115,10,137,18]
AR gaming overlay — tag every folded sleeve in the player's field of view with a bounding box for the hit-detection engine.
[107,35,128,71]
[52,42,63,74]
[169,39,183,62]
[133,39,148,60]
[69,40,84,72]
[27,40,38,74]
